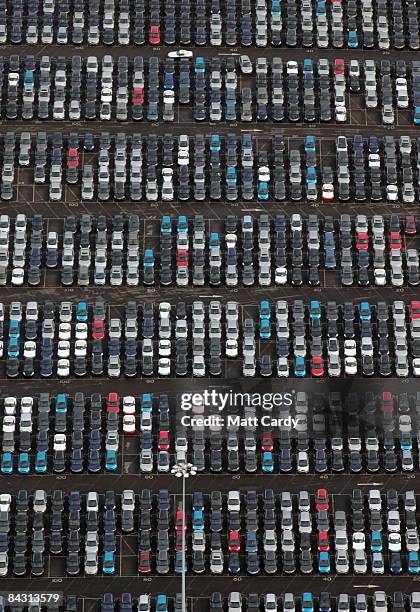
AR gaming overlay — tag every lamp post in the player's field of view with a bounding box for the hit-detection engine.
[171,462,197,612]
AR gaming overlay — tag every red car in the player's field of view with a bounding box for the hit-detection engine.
[175,530,187,551]
[389,231,402,250]
[317,531,330,551]
[138,550,151,573]
[311,356,325,377]
[176,249,188,267]
[92,319,105,340]
[67,148,79,168]
[149,25,160,44]
[405,215,417,235]
[381,391,394,412]
[132,87,144,104]
[158,430,170,451]
[228,530,241,552]
[334,58,345,75]
[410,301,420,319]
[356,232,369,250]
[315,488,329,511]
[106,392,120,413]
[175,509,186,531]
[261,433,273,452]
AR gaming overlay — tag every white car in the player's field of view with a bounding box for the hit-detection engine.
[123,415,136,434]
[57,340,70,358]
[297,451,309,473]
[23,341,36,359]
[140,412,152,431]
[258,166,270,182]
[57,359,70,377]
[322,183,334,201]
[352,532,365,550]
[4,397,17,415]
[277,357,289,377]
[2,416,15,433]
[167,49,193,58]
[345,356,358,375]
[158,339,171,357]
[158,358,171,376]
[123,396,136,415]
[11,268,24,285]
[275,267,288,285]
[226,339,238,358]
[0,340,3,358]
[344,340,357,357]
[21,397,33,413]
[335,106,347,122]
[75,323,88,339]
[388,533,402,552]
[387,185,398,201]
[53,433,66,451]
[374,269,387,286]
[225,233,237,248]
[0,494,11,512]
[74,339,87,357]
[59,322,72,340]
[413,358,420,376]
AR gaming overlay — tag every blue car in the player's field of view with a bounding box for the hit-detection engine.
[348,31,358,47]
[144,249,155,268]
[35,451,47,474]
[228,552,240,574]
[306,167,317,184]
[7,338,19,358]
[257,181,269,200]
[295,356,306,377]
[156,595,168,612]
[195,57,205,73]
[76,302,88,321]
[260,319,271,340]
[175,551,186,573]
[370,531,383,552]
[141,393,153,412]
[303,58,314,74]
[210,134,221,152]
[401,432,413,451]
[305,135,316,152]
[262,451,274,473]
[177,215,188,233]
[271,0,281,15]
[409,552,420,574]
[56,393,68,412]
[359,302,371,321]
[226,166,237,185]
[279,449,292,472]
[18,452,30,474]
[315,449,327,473]
[192,509,205,530]
[302,593,314,612]
[161,215,172,234]
[105,450,118,472]
[318,551,331,574]
[310,300,321,319]
[259,300,271,319]
[414,107,420,125]
[9,320,20,339]
[246,532,258,553]
[103,551,116,574]
[1,452,13,474]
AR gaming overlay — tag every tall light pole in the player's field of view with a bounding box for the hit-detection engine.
[171,462,197,612]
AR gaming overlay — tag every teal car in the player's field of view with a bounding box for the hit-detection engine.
[18,452,30,474]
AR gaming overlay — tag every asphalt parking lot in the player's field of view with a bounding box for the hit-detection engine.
[2,2,420,607]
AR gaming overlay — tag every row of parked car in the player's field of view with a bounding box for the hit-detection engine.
[1,0,418,48]
[0,55,419,124]
[1,489,420,576]
[96,593,420,612]
[1,299,420,378]
[2,129,420,203]
[1,211,418,288]
[1,389,415,476]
